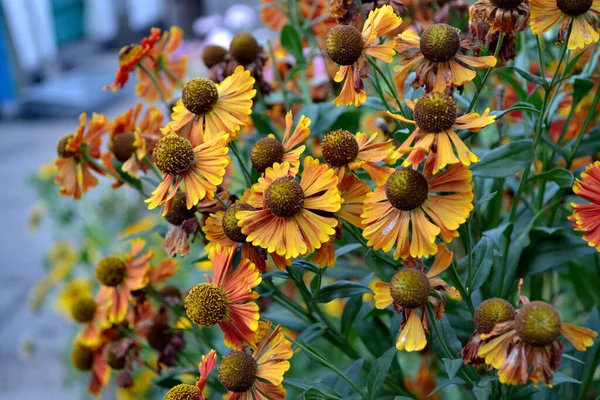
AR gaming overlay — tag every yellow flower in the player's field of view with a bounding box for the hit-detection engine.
[55,278,93,318]
[530,0,600,50]
[162,66,256,144]
[325,5,402,106]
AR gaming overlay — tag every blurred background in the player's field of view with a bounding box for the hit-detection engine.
[0,0,262,398]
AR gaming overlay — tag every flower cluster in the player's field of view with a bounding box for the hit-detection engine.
[32,0,600,397]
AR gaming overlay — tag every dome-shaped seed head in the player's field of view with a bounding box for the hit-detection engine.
[322,130,360,167]
[95,256,127,287]
[390,268,431,309]
[71,344,94,371]
[153,135,195,176]
[474,298,515,334]
[105,342,126,370]
[164,192,197,225]
[515,301,562,346]
[420,24,461,62]
[185,283,228,327]
[250,137,285,173]
[230,33,261,64]
[218,351,258,393]
[222,203,255,242]
[413,92,457,133]
[57,134,76,158]
[385,168,429,211]
[203,44,228,68]
[111,132,136,162]
[490,0,525,9]
[557,0,592,15]
[182,78,219,115]
[147,322,173,351]
[71,297,97,323]
[265,176,305,218]
[164,383,200,400]
[325,25,365,66]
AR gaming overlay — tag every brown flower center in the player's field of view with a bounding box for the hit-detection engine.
[325,25,365,66]
[164,192,197,225]
[182,77,219,115]
[185,283,228,327]
[420,24,461,62]
[164,384,200,400]
[57,134,76,158]
[515,301,562,346]
[557,0,592,15]
[71,297,97,323]
[265,177,305,218]
[71,344,94,371]
[413,92,457,133]
[385,168,429,211]
[203,44,228,68]
[218,351,258,393]
[95,256,127,287]
[153,135,195,176]
[105,342,127,370]
[390,268,431,309]
[474,298,515,334]
[250,137,286,173]
[222,204,255,242]
[111,132,136,162]
[322,130,360,167]
[230,33,261,64]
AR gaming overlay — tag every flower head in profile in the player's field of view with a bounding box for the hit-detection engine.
[237,157,342,260]
[394,23,497,93]
[362,163,474,260]
[477,280,598,386]
[136,26,188,102]
[184,245,261,349]
[325,5,402,106]
[461,298,516,367]
[162,192,200,257]
[164,349,217,400]
[250,111,310,174]
[530,0,600,50]
[386,92,496,174]
[321,129,399,185]
[103,103,164,183]
[104,27,162,92]
[145,132,229,215]
[570,161,600,250]
[55,113,110,199]
[95,239,153,324]
[71,340,111,396]
[162,66,256,144]
[219,321,293,400]
[373,244,458,351]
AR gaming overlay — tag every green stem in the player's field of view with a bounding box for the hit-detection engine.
[288,336,369,400]
[355,0,366,21]
[138,63,170,110]
[228,141,253,187]
[144,156,162,180]
[367,56,405,114]
[467,32,504,113]
[343,222,397,269]
[449,260,475,315]
[576,345,600,400]
[536,35,546,83]
[160,64,184,87]
[214,195,229,210]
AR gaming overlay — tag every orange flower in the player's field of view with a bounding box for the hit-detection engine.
[321,129,399,185]
[362,163,474,260]
[373,244,458,351]
[184,245,262,350]
[250,111,310,174]
[221,321,293,400]
[104,27,162,92]
[570,161,600,250]
[325,5,402,106]
[137,26,188,102]
[394,24,497,93]
[145,132,230,215]
[386,92,496,174]
[71,340,111,397]
[55,112,110,199]
[237,157,342,260]
[96,239,153,324]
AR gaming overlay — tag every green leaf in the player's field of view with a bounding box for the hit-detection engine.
[313,281,372,303]
[284,378,343,400]
[442,358,463,379]
[520,234,598,275]
[509,66,547,86]
[362,97,389,111]
[429,378,466,396]
[552,372,581,386]
[341,274,374,335]
[281,25,305,63]
[356,311,393,357]
[474,191,498,212]
[470,236,494,293]
[472,139,535,178]
[335,243,362,258]
[366,347,396,399]
[251,112,277,135]
[492,102,542,119]
[297,103,346,137]
[473,377,496,400]
[573,78,594,105]
[571,126,600,157]
[527,168,574,188]
[151,367,195,388]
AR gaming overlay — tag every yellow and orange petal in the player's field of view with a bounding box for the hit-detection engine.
[396,309,427,352]
[162,66,256,145]
[571,161,600,250]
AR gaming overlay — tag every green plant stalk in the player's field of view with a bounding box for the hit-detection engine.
[449,259,475,315]
[367,56,405,115]
[343,221,397,269]
[576,344,600,400]
[467,32,504,113]
[228,141,253,187]
[160,63,184,87]
[144,155,162,180]
[138,63,170,110]
[355,0,366,21]
[288,336,369,400]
